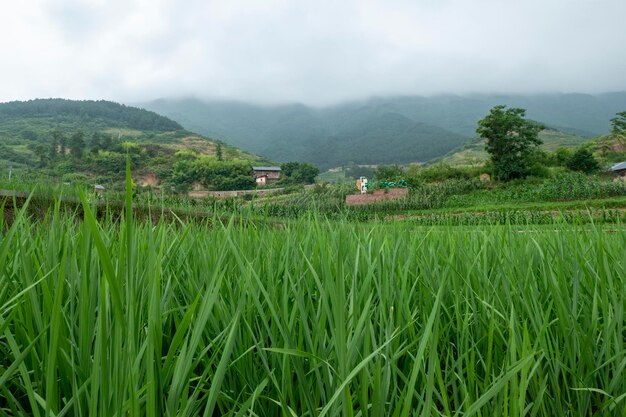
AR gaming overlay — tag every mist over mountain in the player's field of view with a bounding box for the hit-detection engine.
[142,92,626,169]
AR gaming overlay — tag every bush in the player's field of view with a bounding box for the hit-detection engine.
[374,165,405,181]
[566,147,600,173]
[406,163,479,185]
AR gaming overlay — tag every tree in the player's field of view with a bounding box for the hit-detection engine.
[566,147,600,174]
[69,131,86,158]
[214,175,255,191]
[33,144,49,167]
[100,133,113,150]
[611,111,626,135]
[610,111,626,149]
[554,147,573,166]
[215,143,223,161]
[60,135,68,156]
[476,105,543,181]
[280,162,320,184]
[49,130,65,160]
[170,159,198,192]
[280,162,300,178]
[90,132,102,155]
[291,163,319,184]
[374,164,405,181]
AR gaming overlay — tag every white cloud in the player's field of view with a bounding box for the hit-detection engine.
[1,0,625,104]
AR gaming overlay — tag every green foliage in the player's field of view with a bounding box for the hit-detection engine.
[0,99,265,188]
[406,163,479,185]
[443,172,626,208]
[279,162,320,184]
[145,94,626,169]
[408,208,626,226]
[477,105,544,181]
[169,153,254,191]
[610,110,626,135]
[566,147,600,173]
[554,146,573,165]
[69,131,86,158]
[0,98,182,131]
[374,164,405,181]
[169,159,197,192]
[196,159,253,189]
[145,99,470,169]
[610,111,626,151]
[441,128,590,166]
[213,174,255,191]
[2,199,626,416]
[343,164,375,180]
[279,161,300,177]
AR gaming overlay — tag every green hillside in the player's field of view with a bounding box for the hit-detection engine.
[0,99,267,189]
[143,99,469,169]
[142,93,626,168]
[441,128,590,166]
[588,133,626,165]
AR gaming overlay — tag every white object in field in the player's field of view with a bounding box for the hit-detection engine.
[356,176,368,194]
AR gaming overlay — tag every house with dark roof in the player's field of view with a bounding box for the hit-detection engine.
[252,166,281,186]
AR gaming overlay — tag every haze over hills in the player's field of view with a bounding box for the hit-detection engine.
[142,92,626,169]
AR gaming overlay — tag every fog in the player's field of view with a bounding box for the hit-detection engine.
[1,0,625,105]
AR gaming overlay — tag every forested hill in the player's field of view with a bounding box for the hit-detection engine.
[0,99,267,190]
[142,98,469,169]
[0,99,182,131]
[142,92,626,169]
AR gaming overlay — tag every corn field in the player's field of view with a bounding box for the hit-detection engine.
[1,188,625,416]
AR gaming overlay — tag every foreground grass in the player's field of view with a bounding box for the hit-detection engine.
[1,201,625,416]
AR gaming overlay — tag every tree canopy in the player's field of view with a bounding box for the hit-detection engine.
[610,111,626,136]
[0,99,182,132]
[566,147,600,174]
[279,162,320,184]
[477,106,543,181]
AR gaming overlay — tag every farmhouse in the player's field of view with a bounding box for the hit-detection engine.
[610,161,626,177]
[252,166,281,186]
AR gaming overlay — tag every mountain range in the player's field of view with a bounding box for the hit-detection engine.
[142,92,626,169]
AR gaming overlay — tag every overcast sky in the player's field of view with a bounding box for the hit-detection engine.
[1,0,625,105]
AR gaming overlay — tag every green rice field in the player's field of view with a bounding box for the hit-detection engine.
[1,188,625,416]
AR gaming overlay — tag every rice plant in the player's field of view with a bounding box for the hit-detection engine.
[1,168,625,416]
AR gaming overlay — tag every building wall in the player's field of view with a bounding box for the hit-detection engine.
[254,170,281,180]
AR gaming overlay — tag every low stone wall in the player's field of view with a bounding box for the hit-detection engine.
[345,188,408,206]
